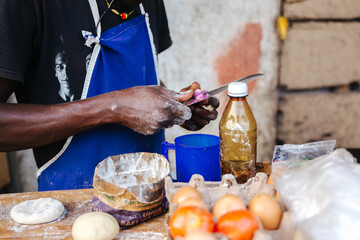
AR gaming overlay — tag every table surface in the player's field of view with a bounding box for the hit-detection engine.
[0,189,168,240]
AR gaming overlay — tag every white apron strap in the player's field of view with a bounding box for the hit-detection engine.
[88,0,102,36]
[140,3,160,85]
[82,0,102,99]
[139,3,145,14]
[37,137,74,177]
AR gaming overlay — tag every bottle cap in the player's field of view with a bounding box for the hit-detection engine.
[228,82,248,97]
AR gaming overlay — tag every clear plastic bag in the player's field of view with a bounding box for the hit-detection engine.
[272,140,336,163]
[272,148,360,240]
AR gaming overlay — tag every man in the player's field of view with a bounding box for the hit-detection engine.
[0,0,219,191]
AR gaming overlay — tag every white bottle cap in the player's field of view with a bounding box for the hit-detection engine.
[228,82,248,97]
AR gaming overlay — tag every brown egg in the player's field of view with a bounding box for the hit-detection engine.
[212,194,246,220]
[172,186,202,205]
[184,230,217,240]
[248,193,282,230]
[178,197,208,210]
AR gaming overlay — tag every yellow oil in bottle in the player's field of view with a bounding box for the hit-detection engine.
[219,82,257,184]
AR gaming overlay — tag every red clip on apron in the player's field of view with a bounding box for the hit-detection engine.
[37,1,164,191]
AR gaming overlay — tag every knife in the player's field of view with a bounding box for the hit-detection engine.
[184,73,263,106]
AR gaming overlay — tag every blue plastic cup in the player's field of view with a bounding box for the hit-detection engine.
[161,134,221,182]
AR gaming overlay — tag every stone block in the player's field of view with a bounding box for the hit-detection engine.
[280,22,360,90]
[284,0,360,20]
[277,92,360,148]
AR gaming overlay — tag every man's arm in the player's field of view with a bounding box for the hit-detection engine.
[0,77,193,152]
[0,77,113,151]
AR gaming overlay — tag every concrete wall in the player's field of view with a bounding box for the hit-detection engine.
[5,150,37,193]
[160,0,281,163]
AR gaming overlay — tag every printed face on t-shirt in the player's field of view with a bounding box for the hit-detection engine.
[54,51,71,99]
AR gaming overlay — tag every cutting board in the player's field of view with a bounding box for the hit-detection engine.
[0,189,168,239]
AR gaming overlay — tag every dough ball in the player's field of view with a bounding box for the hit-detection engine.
[72,212,119,240]
[10,198,65,225]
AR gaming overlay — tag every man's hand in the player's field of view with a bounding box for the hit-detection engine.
[104,85,193,135]
[179,82,219,131]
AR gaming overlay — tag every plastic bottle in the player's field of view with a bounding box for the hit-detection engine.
[219,82,257,184]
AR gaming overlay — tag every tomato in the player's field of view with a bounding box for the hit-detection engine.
[216,210,259,240]
[169,206,214,238]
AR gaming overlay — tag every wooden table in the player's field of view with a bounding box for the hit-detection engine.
[0,189,168,239]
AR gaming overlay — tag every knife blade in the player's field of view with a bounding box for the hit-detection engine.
[184,73,263,106]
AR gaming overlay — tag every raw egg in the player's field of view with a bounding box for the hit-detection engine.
[248,193,282,230]
[172,186,202,205]
[212,194,246,220]
[178,197,208,210]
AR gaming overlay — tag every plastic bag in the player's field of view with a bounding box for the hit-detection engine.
[272,148,360,240]
[272,140,336,163]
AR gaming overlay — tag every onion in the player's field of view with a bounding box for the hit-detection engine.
[189,89,209,104]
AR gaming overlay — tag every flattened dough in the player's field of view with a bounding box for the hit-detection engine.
[72,212,119,240]
[10,198,65,224]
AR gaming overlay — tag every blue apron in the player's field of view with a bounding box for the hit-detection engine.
[37,2,164,191]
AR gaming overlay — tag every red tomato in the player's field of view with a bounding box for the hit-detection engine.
[216,210,259,240]
[169,206,214,238]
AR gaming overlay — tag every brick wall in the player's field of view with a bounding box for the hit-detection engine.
[284,0,360,20]
[278,0,360,152]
